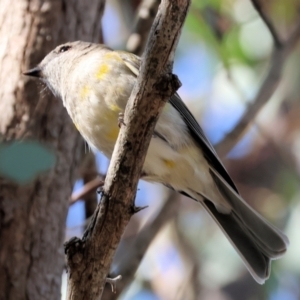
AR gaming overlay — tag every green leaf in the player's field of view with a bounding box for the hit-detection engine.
[0,140,56,184]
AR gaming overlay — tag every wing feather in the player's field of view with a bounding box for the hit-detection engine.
[117,50,238,193]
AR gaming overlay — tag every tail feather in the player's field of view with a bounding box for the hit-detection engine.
[183,169,289,284]
[210,169,289,258]
[202,200,271,284]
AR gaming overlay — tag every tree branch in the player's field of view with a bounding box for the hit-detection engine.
[250,0,282,48]
[69,176,104,205]
[126,0,160,55]
[215,22,300,157]
[105,275,122,293]
[102,191,180,299]
[79,152,99,223]
[172,216,201,299]
[64,1,190,299]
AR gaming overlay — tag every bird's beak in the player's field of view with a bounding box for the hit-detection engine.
[23,66,42,78]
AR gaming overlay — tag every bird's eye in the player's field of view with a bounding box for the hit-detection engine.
[58,45,71,53]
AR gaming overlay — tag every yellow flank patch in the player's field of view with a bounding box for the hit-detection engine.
[179,146,199,161]
[106,126,119,141]
[104,52,122,62]
[163,159,175,169]
[96,64,109,80]
[80,85,90,100]
[109,103,121,112]
[163,103,171,112]
[74,121,80,131]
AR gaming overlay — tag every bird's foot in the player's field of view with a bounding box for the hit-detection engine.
[118,112,126,127]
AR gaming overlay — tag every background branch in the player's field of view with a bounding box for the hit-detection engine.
[78,152,99,224]
[126,0,161,55]
[172,216,201,300]
[69,176,104,205]
[215,22,300,157]
[64,1,190,299]
[250,0,282,47]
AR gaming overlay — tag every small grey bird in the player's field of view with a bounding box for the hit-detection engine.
[24,41,289,284]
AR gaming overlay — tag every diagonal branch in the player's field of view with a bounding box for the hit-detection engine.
[79,152,99,223]
[69,176,104,205]
[215,22,300,157]
[64,1,190,299]
[250,0,282,48]
[126,0,161,55]
[172,215,201,299]
[101,191,180,299]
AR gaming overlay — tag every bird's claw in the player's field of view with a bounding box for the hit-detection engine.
[118,113,126,127]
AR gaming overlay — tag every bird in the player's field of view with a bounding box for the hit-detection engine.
[24,41,289,284]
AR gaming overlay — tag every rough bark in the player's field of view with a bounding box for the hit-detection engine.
[0,1,105,300]
[215,15,300,157]
[101,191,180,300]
[64,1,190,299]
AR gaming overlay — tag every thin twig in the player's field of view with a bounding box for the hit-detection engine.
[126,0,160,55]
[69,176,104,205]
[105,275,122,293]
[215,22,300,157]
[218,56,300,183]
[250,0,282,48]
[79,152,99,223]
[173,216,201,300]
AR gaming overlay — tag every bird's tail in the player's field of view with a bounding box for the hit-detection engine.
[192,170,289,284]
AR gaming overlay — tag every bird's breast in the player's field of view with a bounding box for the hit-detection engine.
[66,92,121,157]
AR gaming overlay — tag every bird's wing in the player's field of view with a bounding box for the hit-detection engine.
[117,50,238,193]
[169,93,238,193]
